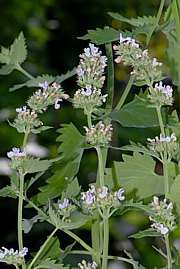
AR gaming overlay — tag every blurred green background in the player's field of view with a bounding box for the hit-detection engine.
[0,1,178,268]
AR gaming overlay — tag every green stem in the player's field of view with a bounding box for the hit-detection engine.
[28,227,58,269]
[95,145,105,187]
[15,64,34,80]
[156,106,165,137]
[18,172,24,251]
[61,229,95,255]
[115,74,135,110]
[165,233,172,269]
[91,211,101,265]
[172,0,180,103]
[102,212,109,269]
[22,127,30,149]
[87,112,92,128]
[163,150,170,199]
[146,0,165,46]
[105,42,114,109]
[18,172,26,269]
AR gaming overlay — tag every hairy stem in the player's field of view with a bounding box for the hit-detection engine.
[163,150,170,199]
[28,227,58,269]
[146,0,165,46]
[165,233,172,269]
[62,229,95,256]
[156,106,165,137]
[105,42,114,109]
[95,145,105,187]
[115,73,135,110]
[15,64,34,80]
[102,212,109,269]
[18,172,26,269]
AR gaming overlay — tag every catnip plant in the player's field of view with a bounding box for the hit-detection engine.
[0,1,179,269]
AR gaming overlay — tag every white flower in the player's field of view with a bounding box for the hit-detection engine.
[116,188,125,201]
[7,147,26,158]
[38,81,49,90]
[152,222,169,235]
[54,98,62,109]
[98,186,108,199]
[59,198,69,209]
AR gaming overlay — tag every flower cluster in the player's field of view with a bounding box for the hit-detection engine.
[147,133,179,161]
[11,106,43,133]
[7,147,27,170]
[81,185,125,216]
[84,121,113,146]
[148,81,174,107]
[78,260,98,269]
[57,198,76,221]
[149,196,176,235]
[73,85,108,114]
[0,247,28,266]
[73,43,108,114]
[76,43,107,89]
[27,82,69,113]
[113,33,162,82]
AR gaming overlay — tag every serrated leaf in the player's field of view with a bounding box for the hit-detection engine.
[0,46,11,64]
[9,32,27,65]
[0,173,19,198]
[32,236,64,267]
[62,177,81,200]
[170,175,180,219]
[34,259,66,269]
[9,74,55,92]
[107,94,162,128]
[55,68,76,84]
[105,152,164,200]
[108,13,156,27]
[34,123,84,205]
[120,141,161,161]
[78,26,122,45]
[129,228,159,239]
[23,158,58,175]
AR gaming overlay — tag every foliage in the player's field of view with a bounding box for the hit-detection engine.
[0,1,179,269]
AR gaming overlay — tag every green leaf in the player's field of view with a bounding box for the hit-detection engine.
[34,123,84,205]
[0,46,11,64]
[0,64,15,75]
[62,177,81,200]
[22,214,40,234]
[55,68,76,84]
[108,12,156,27]
[9,32,27,65]
[107,94,162,128]
[34,259,68,269]
[23,158,57,175]
[32,236,64,267]
[120,141,160,161]
[0,173,19,198]
[129,228,159,239]
[9,74,55,92]
[105,152,164,200]
[78,26,122,45]
[170,175,180,219]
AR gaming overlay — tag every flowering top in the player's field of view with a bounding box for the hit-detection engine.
[149,196,176,235]
[76,43,107,89]
[148,81,174,107]
[27,82,69,113]
[12,106,43,133]
[57,198,76,221]
[0,246,28,266]
[81,185,125,216]
[78,260,98,269]
[74,43,108,114]
[84,121,113,147]
[7,147,27,170]
[147,133,179,161]
[113,33,162,82]
[73,85,108,114]
[7,147,26,158]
